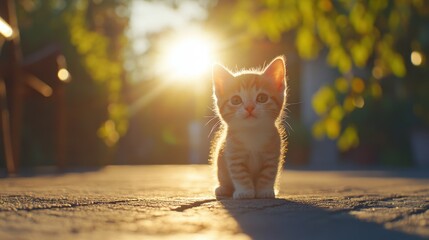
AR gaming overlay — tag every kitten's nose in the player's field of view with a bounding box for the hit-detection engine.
[245,105,255,113]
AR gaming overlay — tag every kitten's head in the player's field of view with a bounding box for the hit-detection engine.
[212,56,286,128]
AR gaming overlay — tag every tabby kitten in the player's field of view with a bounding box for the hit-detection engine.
[211,56,287,199]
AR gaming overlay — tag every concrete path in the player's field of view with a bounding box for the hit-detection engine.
[0,165,428,239]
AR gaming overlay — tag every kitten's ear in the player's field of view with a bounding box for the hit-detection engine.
[212,64,233,96]
[263,56,286,92]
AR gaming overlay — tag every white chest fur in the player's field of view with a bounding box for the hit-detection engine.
[236,128,274,151]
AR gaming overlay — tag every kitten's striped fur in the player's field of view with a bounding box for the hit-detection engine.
[210,56,287,199]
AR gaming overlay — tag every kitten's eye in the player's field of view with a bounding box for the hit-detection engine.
[230,95,242,105]
[256,93,268,103]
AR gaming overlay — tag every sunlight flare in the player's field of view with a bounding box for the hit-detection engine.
[160,32,216,82]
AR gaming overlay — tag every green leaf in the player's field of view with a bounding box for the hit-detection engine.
[390,53,406,77]
[296,27,319,59]
[312,86,336,115]
[337,125,359,151]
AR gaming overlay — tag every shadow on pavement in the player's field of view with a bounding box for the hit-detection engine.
[287,167,429,180]
[220,198,424,240]
[346,169,429,180]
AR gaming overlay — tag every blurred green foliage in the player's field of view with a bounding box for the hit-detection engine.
[65,1,129,146]
[230,0,429,157]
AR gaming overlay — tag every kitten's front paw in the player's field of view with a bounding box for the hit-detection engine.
[233,189,255,199]
[215,186,233,199]
[256,188,275,199]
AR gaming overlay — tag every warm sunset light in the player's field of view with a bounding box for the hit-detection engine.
[160,33,215,82]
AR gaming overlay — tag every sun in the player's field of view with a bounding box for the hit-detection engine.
[160,32,216,82]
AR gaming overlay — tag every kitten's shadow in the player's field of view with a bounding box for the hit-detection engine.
[218,197,423,240]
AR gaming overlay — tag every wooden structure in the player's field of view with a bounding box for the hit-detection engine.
[0,0,70,174]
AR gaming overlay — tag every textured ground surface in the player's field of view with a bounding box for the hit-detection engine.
[0,165,428,239]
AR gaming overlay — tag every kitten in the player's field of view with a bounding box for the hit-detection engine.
[210,56,287,199]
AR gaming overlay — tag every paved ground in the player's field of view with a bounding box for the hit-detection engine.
[0,165,428,240]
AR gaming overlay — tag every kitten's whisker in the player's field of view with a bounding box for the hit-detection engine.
[205,116,219,126]
[207,106,217,112]
[203,115,217,118]
[284,102,302,114]
[284,120,294,133]
[285,101,302,107]
[208,121,221,139]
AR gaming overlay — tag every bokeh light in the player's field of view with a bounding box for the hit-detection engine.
[57,68,70,81]
[0,17,13,38]
[411,51,423,66]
